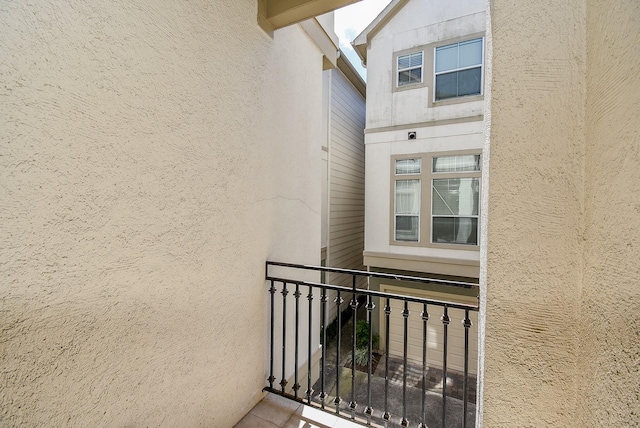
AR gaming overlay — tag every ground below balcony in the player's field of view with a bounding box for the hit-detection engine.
[309,306,476,428]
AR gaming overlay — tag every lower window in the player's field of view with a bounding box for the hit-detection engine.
[431,177,479,245]
[392,153,481,247]
[395,179,420,242]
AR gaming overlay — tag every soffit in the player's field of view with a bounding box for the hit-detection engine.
[259,0,362,31]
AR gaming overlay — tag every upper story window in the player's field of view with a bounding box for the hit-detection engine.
[397,52,423,87]
[434,38,483,101]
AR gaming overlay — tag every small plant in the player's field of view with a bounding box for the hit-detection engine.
[355,320,379,349]
[345,320,380,369]
[351,347,370,367]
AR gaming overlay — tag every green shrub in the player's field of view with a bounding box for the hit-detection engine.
[355,320,379,349]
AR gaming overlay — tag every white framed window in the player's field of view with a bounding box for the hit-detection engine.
[397,51,423,87]
[394,159,421,242]
[431,155,480,245]
[434,38,483,101]
[391,153,481,247]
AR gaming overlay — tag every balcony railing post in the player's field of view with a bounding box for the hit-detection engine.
[334,291,344,414]
[319,288,328,409]
[268,280,276,389]
[364,296,375,425]
[349,275,358,419]
[463,309,472,428]
[383,297,391,423]
[280,283,289,394]
[441,305,450,427]
[401,300,410,427]
[293,283,301,399]
[419,303,429,428]
[306,286,314,404]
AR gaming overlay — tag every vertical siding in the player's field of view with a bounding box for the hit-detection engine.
[326,68,366,321]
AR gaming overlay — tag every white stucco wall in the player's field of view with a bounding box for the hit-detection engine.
[0,1,325,426]
[365,0,486,130]
[364,121,484,267]
[361,0,486,277]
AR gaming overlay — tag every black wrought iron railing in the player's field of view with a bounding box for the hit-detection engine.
[264,261,480,428]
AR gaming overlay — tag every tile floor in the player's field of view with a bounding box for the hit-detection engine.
[234,393,366,428]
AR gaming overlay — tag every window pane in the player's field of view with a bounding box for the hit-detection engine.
[432,178,479,216]
[432,217,478,245]
[458,39,482,68]
[457,67,482,96]
[435,71,457,100]
[398,67,422,86]
[433,155,480,173]
[395,215,419,241]
[409,68,422,83]
[435,44,457,72]
[398,54,411,69]
[398,70,411,85]
[398,52,422,70]
[396,180,420,215]
[396,158,421,174]
[399,70,421,86]
[409,52,423,67]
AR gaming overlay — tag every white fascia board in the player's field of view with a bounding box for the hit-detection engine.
[352,0,408,64]
[300,18,339,69]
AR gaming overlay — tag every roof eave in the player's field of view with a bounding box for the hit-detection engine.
[351,0,410,65]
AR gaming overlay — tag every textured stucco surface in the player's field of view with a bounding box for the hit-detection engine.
[484,0,586,425]
[1,1,323,426]
[578,0,640,425]
[484,0,640,425]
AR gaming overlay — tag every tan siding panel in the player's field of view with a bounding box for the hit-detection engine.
[327,66,365,283]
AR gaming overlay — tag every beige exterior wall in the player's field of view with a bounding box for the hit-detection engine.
[483,0,640,425]
[0,1,328,426]
[578,0,640,425]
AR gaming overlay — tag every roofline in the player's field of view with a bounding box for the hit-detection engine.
[336,49,366,98]
[352,0,409,65]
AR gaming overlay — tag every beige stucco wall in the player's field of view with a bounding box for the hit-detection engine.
[1,1,324,426]
[578,0,640,425]
[483,0,586,425]
[484,0,640,425]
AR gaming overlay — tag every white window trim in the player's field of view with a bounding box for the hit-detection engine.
[396,51,424,88]
[433,38,484,103]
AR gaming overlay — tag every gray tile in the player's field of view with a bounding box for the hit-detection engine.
[234,413,280,428]
[250,393,303,427]
[282,404,338,428]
